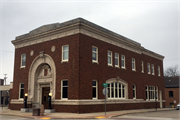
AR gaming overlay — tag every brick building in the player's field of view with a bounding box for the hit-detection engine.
[164,76,179,107]
[9,18,165,113]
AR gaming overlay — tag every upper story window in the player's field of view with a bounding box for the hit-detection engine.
[158,66,161,76]
[19,83,24,99]
[133,84,136,99]
[92,46,98,63]
[169,91,173,97]
[108,51,112,66]
[147,63,151,74]
[151,64,155,75]
[107,82,125,99]
[92,80,98,99]
[61,80,68,99]
[21,54,26,67]
[121,55,125,69]
[62,45,69,62]
[141,61,144,73]
[115,53,119,67]
[132,58,136,71]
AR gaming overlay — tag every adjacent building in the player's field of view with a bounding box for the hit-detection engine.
[9,18,165,113]
[164,76,179,107]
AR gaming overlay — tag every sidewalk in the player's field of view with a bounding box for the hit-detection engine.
[0,107,175,119]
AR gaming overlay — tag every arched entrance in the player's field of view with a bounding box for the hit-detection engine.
[28,52,56,108]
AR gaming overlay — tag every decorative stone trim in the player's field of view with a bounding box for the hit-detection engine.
[51,46,55,52]
[30,50,34,56]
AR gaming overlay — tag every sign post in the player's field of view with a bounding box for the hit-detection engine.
[102,83,108,115]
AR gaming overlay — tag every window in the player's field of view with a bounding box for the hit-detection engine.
[108,51,112,66]
[151,64,155,75]
[121,55,125,69]
[62,45,69,61]
[19,83,24,99]
[158,66,161,76]
[92,46,98,63]
[92,80,98,99]
[61,80,68,99]
[44,69,48,76]
[141,61,144,73]
[147,63,151,74]
[132,58,136,71]
[149,86,155,100]
[107,82,125,99]
[133,84,136,99]
[145,86,149,100]
[115,53,119,67]
[169,91,173,97]
[21,54,26,67]
[156,87,158,100]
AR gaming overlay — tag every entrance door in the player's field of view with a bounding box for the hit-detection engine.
[42,87,50,109]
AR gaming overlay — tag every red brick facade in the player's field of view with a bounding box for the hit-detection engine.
[9,18,165,113]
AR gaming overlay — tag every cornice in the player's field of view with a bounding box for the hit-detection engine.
[11,21,164,61]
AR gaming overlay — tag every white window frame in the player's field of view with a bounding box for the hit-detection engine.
[132,58,136,71]
[92,80,98,99]
[21,54,26,68]
[158,66,161,76]
[133,84,136,99]
[92,46,98,63]
[149,86,155,100]
[121,55,126,69]
[115,53,119,67]
[107,82,125,99]
[107,51,112,66]
[19,83,24,99]
[147,63,151,74]
[146,86,149,100]
[141,61,144,73]
[151,64,155,75]
[62,45,69,62]
[61,79,68,100]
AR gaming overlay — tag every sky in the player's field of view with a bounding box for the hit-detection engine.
[0,0,179,84]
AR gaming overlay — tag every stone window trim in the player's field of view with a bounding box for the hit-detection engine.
[141,61,144,73]
[106,78,128,99]
[20,54,26,68]
[107,51,112,66]
[19,83,24,100]
[132,58,136,71]
[147,63,151,74]
[61,79,68,100]
[133,84,136,99]
[62,44,69,63]
[92,80,98,99]
[121,55,126,69]
[92,46,98,64]
[158,66,161,76]
[115,53,119,68]
[151,64,155,75]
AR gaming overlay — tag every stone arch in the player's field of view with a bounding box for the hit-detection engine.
[106,78,128,99]
[28,53,56,102]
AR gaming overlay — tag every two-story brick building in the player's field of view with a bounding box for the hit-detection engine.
[9,18,165,113]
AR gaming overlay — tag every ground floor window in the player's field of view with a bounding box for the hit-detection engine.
[19,83,24,99]
[61,80,68,99]
[92,80,98,99]
[169,91,173,97]
[146,86,158,100]
[107,82,125,99]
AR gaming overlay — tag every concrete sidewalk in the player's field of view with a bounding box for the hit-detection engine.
[0,107,175,119]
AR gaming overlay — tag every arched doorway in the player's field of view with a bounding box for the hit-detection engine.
[27,52,56,108]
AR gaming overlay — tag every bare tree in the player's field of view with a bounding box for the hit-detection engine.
[164,65,180,77]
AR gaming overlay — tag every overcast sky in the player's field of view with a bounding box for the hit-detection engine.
[0,0,179,84]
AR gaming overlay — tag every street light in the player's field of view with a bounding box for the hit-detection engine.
[24,93,28,108]
[48,93,52,109]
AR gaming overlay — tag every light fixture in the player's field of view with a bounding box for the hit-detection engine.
[49,93,52,96]
[25,93,28,96]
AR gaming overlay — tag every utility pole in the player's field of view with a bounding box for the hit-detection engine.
[4,74,7,85]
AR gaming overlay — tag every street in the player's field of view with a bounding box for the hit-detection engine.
[0,110,179,120]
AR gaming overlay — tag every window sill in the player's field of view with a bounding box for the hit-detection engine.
[61,98,68,100]
[20,66,25,69]
[108,64,113,67]
[132,69,136,72]
[115,66,120,68]
[152,73,155,75]
[92,61,99,64]
[142,71,144,73]
[92,98,98,100]
[121,67,126,70]
[61,60,69,63]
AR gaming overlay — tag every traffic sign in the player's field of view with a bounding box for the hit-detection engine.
[103,88,108,95]
[102,83,108,88]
